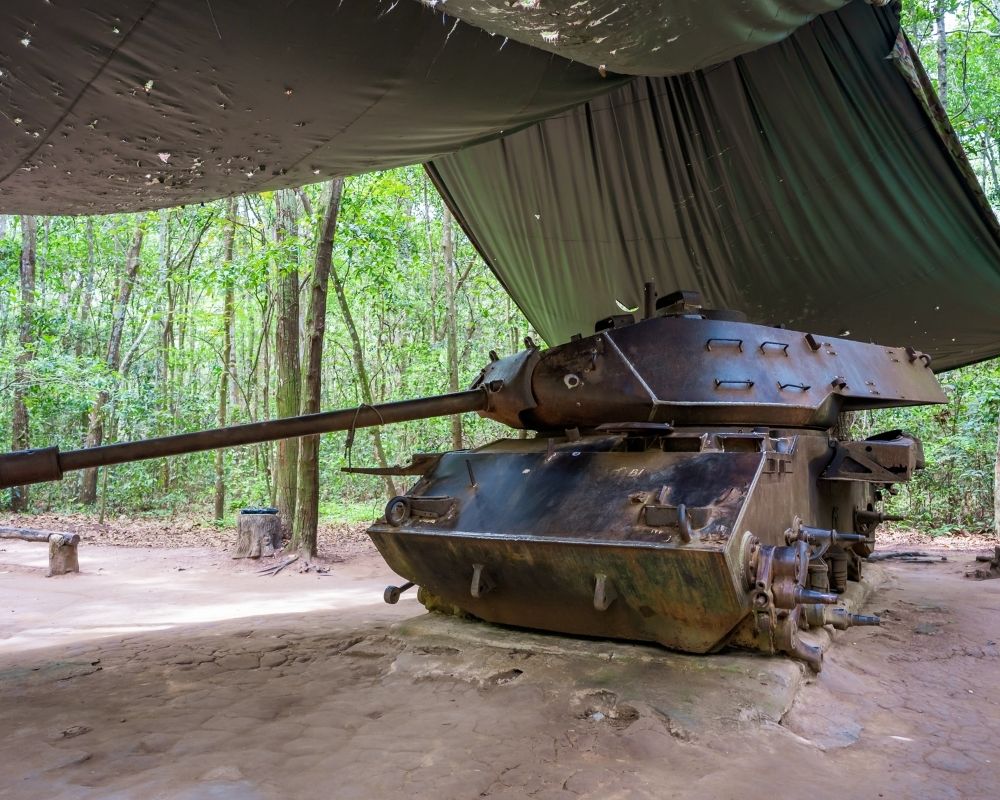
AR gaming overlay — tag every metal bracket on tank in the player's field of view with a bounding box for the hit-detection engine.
[593,573,618,611]
[343,453,443,476]
[641,490,705,543]
[470,563,495,598]
[822,432,923,483]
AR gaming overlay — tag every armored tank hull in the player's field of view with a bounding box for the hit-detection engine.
[369,426,920,669]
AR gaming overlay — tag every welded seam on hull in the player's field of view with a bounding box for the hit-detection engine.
[601,332,663,420]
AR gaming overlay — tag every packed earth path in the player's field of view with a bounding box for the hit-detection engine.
[0,519,997,799]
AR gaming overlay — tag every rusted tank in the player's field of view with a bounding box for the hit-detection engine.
[369,289,945,670]
[0,289,945,669]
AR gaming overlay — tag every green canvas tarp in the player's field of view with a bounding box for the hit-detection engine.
[430,1,1000,370]
[0,0,619,214]
[0,0,997,368]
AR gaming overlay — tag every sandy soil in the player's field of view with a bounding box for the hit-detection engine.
[0,526,998,799]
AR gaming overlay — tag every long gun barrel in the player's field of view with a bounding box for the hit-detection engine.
[0,305,947,493]
[0,389,488,490]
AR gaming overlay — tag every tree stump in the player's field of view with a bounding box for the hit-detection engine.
[47,533,81,576]
[966,546,1000,580]
[234,509,280,559]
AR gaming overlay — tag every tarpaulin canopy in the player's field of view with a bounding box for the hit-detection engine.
[0,0,623,214]
[430,0,1000,371]
[0,0,860,214]
[0,0,997,369]
[415,0,849,76]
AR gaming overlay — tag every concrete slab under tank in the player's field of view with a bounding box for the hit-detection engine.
[389,565,884,732]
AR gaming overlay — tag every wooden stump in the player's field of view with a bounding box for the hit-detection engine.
[966,546,1000,580]
[47,533,80,576]
[234,510,280,559]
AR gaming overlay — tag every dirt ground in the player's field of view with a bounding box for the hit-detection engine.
[0,522,998,799]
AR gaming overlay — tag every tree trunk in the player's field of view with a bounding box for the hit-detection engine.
[443,208,463,450]
[331,258,398,498]
[79,223,145,505]
[422,177,440,341]
[983,135,1000,197]
[935,3,948,110]
[158,210,174,492]
[10,216,37,512]
[273,189,301,533]
[293,180,345,557]
[994,408,1000,538]
[75,218,96,358]
[215,200,237,520]
[263,310,275,506]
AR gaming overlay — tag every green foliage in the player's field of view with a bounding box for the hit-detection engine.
[902,0,1000,208]
[0,167,537,523]
[860,359,1000,534]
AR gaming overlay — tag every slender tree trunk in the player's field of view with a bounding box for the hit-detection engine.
[273,190,301,533]
[98,404,120,524]
[215,200,237,520]
[293,180,344,556]
[331,257,398,498]
[79,396,107,505]
[935,3,948,109]
[75,218,96,358]
[994,408,1000,538]
[443,208,463,450]
[263,317,275,506]
[10,216,37,512]
[983,135,1000,197]
[422,178,440,340]
[79,223,145,504]
[158,210,173,491]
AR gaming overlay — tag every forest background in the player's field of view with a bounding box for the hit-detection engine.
[2,0,999,553]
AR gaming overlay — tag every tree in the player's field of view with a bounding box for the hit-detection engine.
[995,410,1000,537]
[79,222,145,504]
[330,208,398,499]
[75,218,96,359]
[10,216,37,511]
[934,1,949,108]
[273,189,302,533]
[442,208,463,450]
[215,199,237,520]
[0,168,540,517]
[293,179,345,556]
